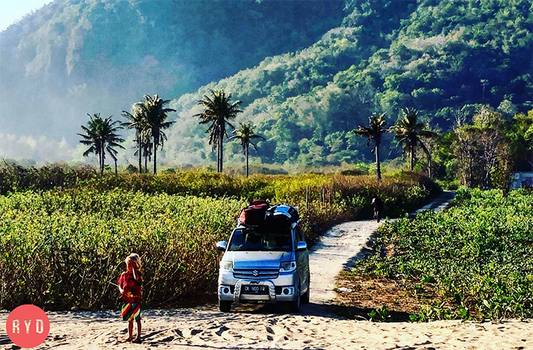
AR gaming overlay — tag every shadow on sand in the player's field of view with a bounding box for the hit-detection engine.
[228,301,412,322]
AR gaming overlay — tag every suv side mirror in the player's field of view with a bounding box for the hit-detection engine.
[296,241,307,252]
[216,241,227,252]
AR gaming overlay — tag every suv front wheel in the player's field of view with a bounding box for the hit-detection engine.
[301,272,310,304]
[219,300,232,312]
[288,283,301,312]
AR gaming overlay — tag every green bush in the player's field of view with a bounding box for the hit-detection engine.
[0,163,97,195]
[352,188,533,320]
[0,189,246,310]
[0,168,439,310]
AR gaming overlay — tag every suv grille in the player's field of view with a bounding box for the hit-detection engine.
[234,269,279,279]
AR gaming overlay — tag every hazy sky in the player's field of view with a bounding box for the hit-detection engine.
[0,0,53,33]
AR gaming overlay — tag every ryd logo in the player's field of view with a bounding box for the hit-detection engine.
[6,305,50,348]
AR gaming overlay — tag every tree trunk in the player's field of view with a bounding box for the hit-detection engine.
[216,141,221,172]
[114,158,118,175]
[100,146,105,175]
[409,145,414,171]
[218,124,224,173]
[220,138,224,172]
[428,154,432,178]
[375,144,381,181]
[468,155,474,188]
[145,153,148,174]
[245,144,249,177]
[138,135,142,174]
[153,140,157,174]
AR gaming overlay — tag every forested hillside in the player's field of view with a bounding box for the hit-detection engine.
[165,0,533,169]
[0,0,531,169]
[0,0,345,143]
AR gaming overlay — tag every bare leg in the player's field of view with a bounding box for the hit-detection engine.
[123,320,133,342]
[133,320,142,342]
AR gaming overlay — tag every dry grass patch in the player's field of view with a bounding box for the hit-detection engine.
[335,273,441,317]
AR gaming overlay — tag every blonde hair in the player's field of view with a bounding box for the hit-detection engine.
[125,253,142,270]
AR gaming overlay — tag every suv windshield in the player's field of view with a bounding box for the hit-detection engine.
[228,228,293,252]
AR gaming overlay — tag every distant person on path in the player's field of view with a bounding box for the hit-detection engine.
[118,253,143,343]
[371,196,384,223]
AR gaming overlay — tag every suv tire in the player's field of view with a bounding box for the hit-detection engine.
[301,272,310,304]
[219,300,232,312]
[288,283,301,312]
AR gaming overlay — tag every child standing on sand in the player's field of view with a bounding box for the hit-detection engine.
[118,253,143,343]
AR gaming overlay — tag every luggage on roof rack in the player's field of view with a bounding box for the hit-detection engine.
[265,205,299,224]
[237,201,299,229]
[237,199,270,226]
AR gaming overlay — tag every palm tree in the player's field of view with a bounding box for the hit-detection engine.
[140,94,176,174]
[391,108,436,176]
[125,95,175,174]
[231,122,265,177]
[195,89,242,172]
[353,113,387,181]
[122,107,147,173]
[78,113,125,174]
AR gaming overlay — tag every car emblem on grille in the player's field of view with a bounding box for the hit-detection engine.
[253,270,259,277]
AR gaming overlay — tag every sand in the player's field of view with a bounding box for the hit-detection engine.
[2,306,530,350]
[2,193,532,349]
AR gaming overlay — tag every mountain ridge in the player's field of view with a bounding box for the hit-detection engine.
[0,0,531,167]
[0,0,346,147]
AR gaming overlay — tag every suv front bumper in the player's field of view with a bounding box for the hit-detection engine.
[219,278,297,303]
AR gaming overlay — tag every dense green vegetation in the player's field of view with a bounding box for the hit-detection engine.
[434,107,533,189]
[1,0,531,320]
[0,163,97,195]
[0,0,530,169]
[0,167,438,310]
[349,189,533,321]
[0,190,244,310]
[165,0,532,170]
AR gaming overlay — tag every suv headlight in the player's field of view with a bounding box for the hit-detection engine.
[221,260,233,272]
[279,261,297,272]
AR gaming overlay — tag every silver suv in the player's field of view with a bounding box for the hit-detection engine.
[216,205,310,312]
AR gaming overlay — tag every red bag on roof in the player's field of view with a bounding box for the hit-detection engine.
[238,200,270,226]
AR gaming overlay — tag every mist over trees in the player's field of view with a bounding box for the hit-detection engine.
[0,0,345,144]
